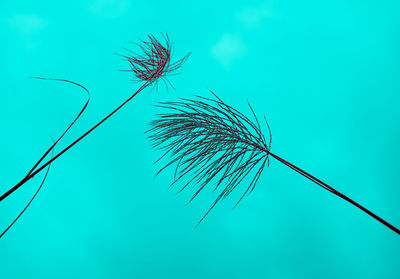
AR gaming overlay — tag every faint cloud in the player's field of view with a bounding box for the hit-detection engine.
[7,14,47,50]
[236,2,279,28]
[89,0,130,18]
[212,33,247,70]
[8,14,47,35]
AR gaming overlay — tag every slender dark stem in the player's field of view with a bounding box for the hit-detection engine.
[0,146,54,238]
[0,81,150,202]
[267,150,400,235]
[24,77,90,179]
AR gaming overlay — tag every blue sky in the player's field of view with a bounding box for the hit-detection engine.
[1,1,400,278]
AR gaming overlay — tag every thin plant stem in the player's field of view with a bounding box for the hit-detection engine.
[0,81,150,203]
[230,134,400,235]
[0,78,90,239]
[0,145,54,238]
[24,77,91,179]
[266,150,400,235]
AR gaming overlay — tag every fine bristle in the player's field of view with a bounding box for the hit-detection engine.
[121,33,190,88]
[147,92,272,223]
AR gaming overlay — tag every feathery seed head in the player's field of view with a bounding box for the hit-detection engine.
[122,33,190,87]
[147,92,272,223]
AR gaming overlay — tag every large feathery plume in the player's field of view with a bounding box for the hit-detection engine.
[148,92,400,235]
[148,92,272,223]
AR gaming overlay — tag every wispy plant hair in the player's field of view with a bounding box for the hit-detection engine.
[121,33,190,89]
[147,92,400,235]
[147,91,272,223]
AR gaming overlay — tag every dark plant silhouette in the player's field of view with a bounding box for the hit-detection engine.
[0,34,189,238]
[0,145,54,239]
[147,92,400,235]
[0,78,90,238]
[121,34,189,89]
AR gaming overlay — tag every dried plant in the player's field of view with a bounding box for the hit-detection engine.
[0,78,89,238]
[0,146,54,239]
[0,34,189,238]
[148,92,400,235]
[121,34,190,88]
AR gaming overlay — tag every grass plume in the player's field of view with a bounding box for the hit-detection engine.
[148,92,400,235]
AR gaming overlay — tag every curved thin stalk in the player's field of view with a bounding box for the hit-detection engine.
[24,77,90,179]
[0,146,54,238]
[0,81,150,203]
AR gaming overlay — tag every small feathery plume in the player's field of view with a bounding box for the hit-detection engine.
[0,34,190,238]
[121,33,190,88]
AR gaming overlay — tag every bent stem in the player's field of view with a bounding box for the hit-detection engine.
[0,81,150,203]
[0,146,54,238]
[266,150,400,235]
[0,77,90,238]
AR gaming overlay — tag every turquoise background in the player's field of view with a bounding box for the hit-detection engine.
[1,0,399,278]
